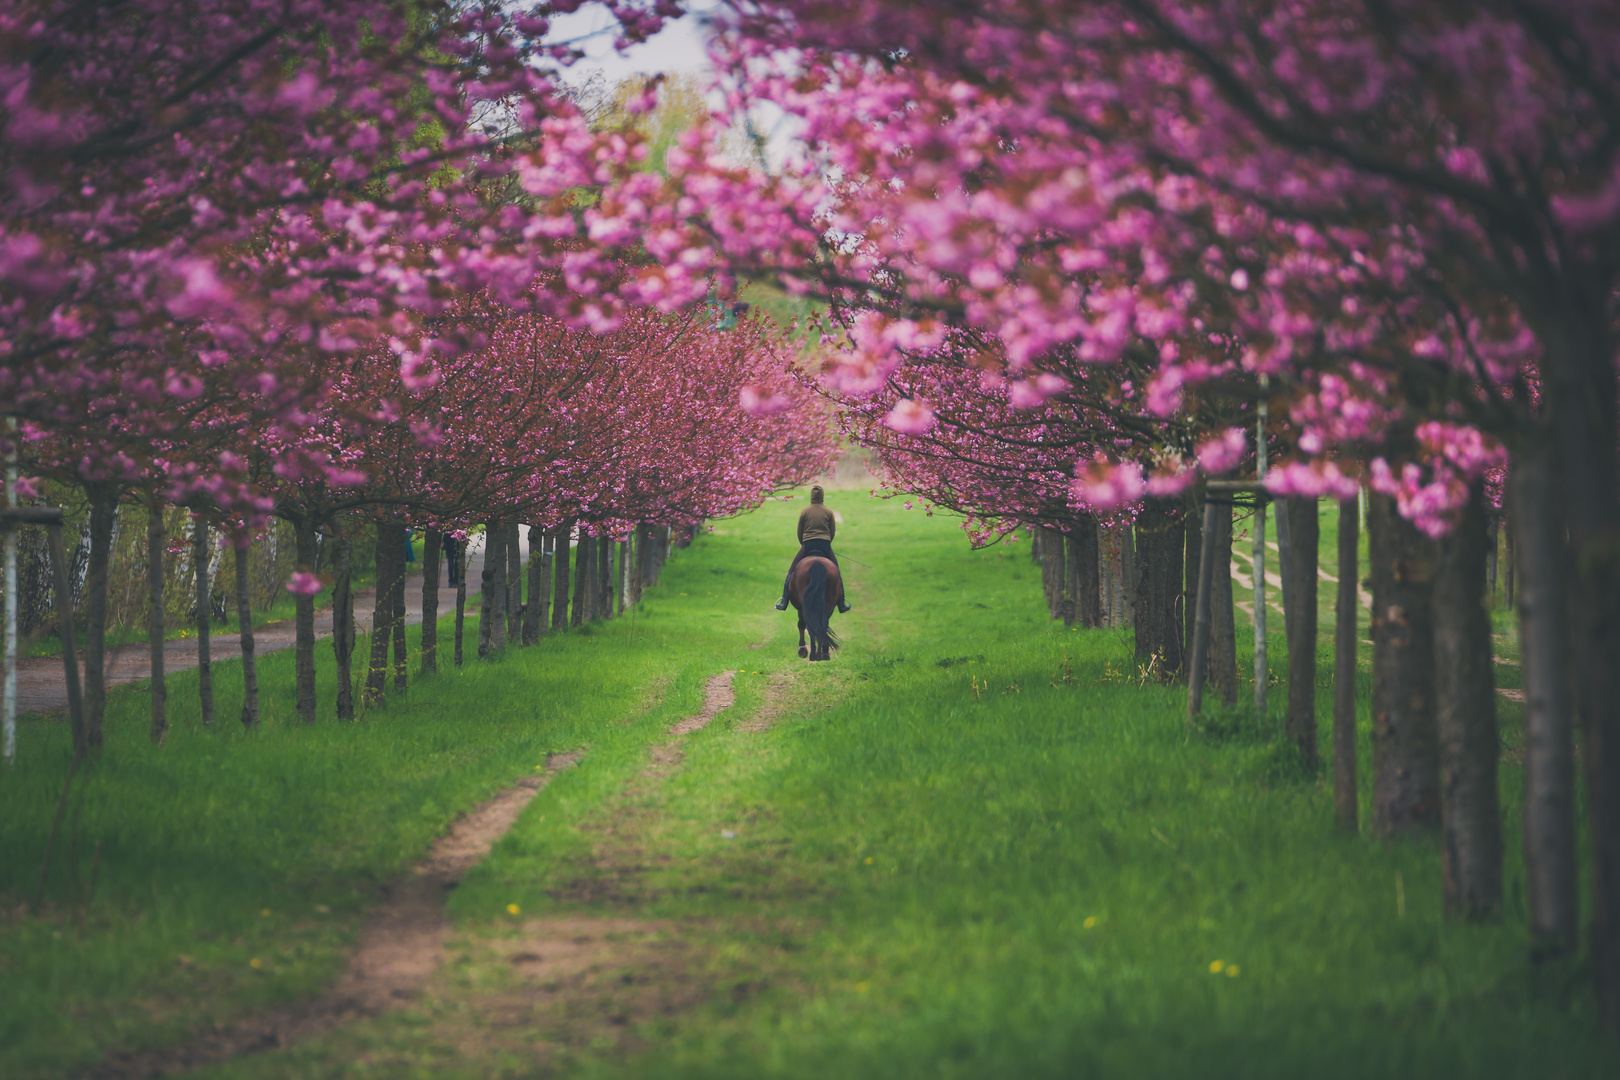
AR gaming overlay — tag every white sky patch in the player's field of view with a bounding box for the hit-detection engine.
[542,2,800,173]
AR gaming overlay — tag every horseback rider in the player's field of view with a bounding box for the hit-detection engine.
[775,485,853,612]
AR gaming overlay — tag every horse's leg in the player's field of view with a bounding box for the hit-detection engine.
[798,615,808,659]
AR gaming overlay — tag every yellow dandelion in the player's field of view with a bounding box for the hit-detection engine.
[863,856,874,865]
[1226,965,1241,978]
[855,982,870,993]
[260,908,271,917]
[506,903,521,915]
[1209,960,1224,974]
[249,957,262,970]
[1083,916,1098,929]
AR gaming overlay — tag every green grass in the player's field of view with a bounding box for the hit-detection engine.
[1,493,1611,1079]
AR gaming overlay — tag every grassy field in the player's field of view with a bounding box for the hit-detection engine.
[0,491,1609,1078]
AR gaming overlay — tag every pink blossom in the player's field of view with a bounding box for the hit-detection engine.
[885,398,937,434]
[1196,428,1247,474]
[285,571,322,596]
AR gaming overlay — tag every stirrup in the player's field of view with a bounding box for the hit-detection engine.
[774,597,788,610]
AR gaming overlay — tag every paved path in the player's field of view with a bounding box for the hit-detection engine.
[12,546,497,716]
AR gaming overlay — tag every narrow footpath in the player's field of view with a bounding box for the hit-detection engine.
[11,549,489,715]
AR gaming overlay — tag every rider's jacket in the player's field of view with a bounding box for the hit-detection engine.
[797,503,836,544]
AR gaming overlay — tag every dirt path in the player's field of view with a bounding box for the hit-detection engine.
[80,745,574,1080]
[13,551,486,716]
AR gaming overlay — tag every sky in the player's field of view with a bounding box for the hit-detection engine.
[546,2,720,87]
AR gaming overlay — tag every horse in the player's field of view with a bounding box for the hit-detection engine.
[786,555,843,661]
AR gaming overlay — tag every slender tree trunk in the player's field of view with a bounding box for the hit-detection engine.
[1125,524,1138,629]
[1512,441,1578,954]
[1368,492,1439,835]
[365,525,394,703]
[523,528,545,645]
[552,523,572,631]
[1185,490,1203,662]
[1496,511,1509,612]
[1210,505,1237,706]
[1543,314,1620,1030]
[81,487,117,751]
[598,535,612,618]
[507,521,523,643]
[1484,512,1499,607]
[573,528,591,626]
[478,524,497,658]
[293,514,318,723]
[1284,497,1319,772]
[235,541,259,728]
[333,534,355,720]
[1435,482,1502,920]
[192,519,214,726]
[391,534,407,691]
[454,539,467,666]
[421,527,440,674]
[147,498,167,744]
[1038,528,1055,618]
[1160,506,1185,678]
[630,525,646,606]
[1334,496,1360,832]
[1276,496,1294,635]
[1132,518,1154,664]
[654,525,670,583]
[491,521,509,652]
[1078,515,1100,628]
[1062,528,1079,627]
[617,539,629,615]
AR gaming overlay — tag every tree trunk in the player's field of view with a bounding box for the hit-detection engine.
[1132,518,1154,664]
[421,527,440,674]
[631,525,647,605]
[192,519,214,726]
[1062,528,1078,627]
[391,533,407,691]
[1276,495,1294,634]
[1502,510,1516,610]
[333,534,355,720]
[1484,512,1499,607]
[235,541,259,728]
[1367,492,1439,835]
[1120,522,1136,627]
[1513,440,1578,954]
[1435,482,1502,921]
[1078,515,1100,628]
[598,535,612,618]
[1334,496,1360,832]
[552,524,572,630]
[454,539,467,666]
[478,524,498,658]
[1284,497,1319,772]
[523,528,545,645]
[617,539,629,615]
[365,525,394,703]
[1133,503,1183,677]
[506,521,523,643]
[1210,504,1237,706]
[147,498,167,744]
[81,487,117,751]
[654,525,671,583]
[1184,490,1203,661]
[1544,312,1620,1030]
[573,528,591,626]
[293,514,318,723]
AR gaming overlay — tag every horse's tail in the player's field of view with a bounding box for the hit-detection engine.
[804,560,839,653]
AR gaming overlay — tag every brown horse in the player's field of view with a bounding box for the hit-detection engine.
[786,556,843,661]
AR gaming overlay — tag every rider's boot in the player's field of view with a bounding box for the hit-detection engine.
[837,598,852,613]
[774,596,788,610]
